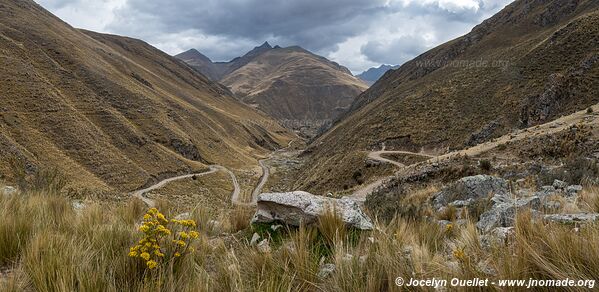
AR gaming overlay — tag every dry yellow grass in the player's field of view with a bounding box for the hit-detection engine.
[2,184,599,291]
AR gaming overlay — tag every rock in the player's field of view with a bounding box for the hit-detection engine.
[257,239,271,253]
[534,186,558,198]
[252,191,374,230]
[566,185,583,197]
[318,263,336,279]
[544,200,562,211]
[270,224,283,231]
[174,212,191,220]
[1,186,16,196]
[552,179,568,190]
[433,175,509,210]
[480,227,515,249]
[72,201,86,213]
[250,233,261,246]
[477,195,541,232]
[449,199,474,208]
[544,213,599,224]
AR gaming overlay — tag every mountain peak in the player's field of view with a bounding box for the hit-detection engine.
[258,41,273,49]
[175,48,212,63]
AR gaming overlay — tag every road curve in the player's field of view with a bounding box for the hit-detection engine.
[251,159,270,204]
[132,166,221,207]
[350,145,433,201]
[131,165,249,207]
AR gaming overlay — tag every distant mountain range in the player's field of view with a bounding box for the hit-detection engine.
[176,43,368,137]
[357,64,400,85]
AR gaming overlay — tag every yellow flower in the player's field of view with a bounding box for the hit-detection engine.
[189,231,199,239]
[140,252,150,261]
[154,249,165,257]
[453,249,466,260]
[146,260,158,269]
[143,214,151,220]
[128,251,138,257]
[179,232,189,239]
[174,240,186,247]
[148,208,158,215]
[189,247,195,253]
[174,252,181,257]
[138,225,150,232]
[445,224,454,232]
[157,213,167,223]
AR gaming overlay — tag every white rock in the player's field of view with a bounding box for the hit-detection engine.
[257,239,271,253]
[544,213,599,224]
[174,212,191,220]
[72,201,86,213]
[552,180,568,189]
[270,224,283,231]
[250,233,261,246]
[252,191,374,230]
[2,186,16,196]
[566,185,583,196]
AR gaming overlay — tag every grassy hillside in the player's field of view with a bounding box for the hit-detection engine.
[295,0,599,194]
[222,47,368,122]
[0,0,292,192]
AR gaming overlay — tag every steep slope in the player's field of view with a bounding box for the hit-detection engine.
[176,43,368,136]
[357,64,399,85]
[294,0,599,194]
[0,0,292,192]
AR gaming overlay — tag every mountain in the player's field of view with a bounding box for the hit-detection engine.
[357,64,400,85]
[176,43,368,137]
[0,0,292,192]
[293,0,599,194]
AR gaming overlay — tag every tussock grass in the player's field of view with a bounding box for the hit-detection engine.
[3,180,599,291]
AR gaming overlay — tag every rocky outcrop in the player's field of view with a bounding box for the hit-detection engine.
[252,191,374,230]
[466,121,500,146]
[432,175,509,210]
[477,194,541,232]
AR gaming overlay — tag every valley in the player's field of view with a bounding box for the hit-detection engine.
[1,0,599,290]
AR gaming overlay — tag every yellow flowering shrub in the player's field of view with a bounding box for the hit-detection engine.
[129,208,200,270]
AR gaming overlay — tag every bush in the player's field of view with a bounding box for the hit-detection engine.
[479,159,492,172]
[129,208,199,271]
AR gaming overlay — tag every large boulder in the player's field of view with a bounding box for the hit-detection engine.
[432,175,509,210]
[252,191,374,230]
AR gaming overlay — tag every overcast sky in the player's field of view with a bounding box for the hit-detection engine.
[36,0,514,73]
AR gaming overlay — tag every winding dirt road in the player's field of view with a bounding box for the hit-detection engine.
[131,165,244,208]
[131,139,299,208]
[350,144,432,201]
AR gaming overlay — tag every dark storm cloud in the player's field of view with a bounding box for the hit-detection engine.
[36,0,515,72]
[109,0,389,53]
